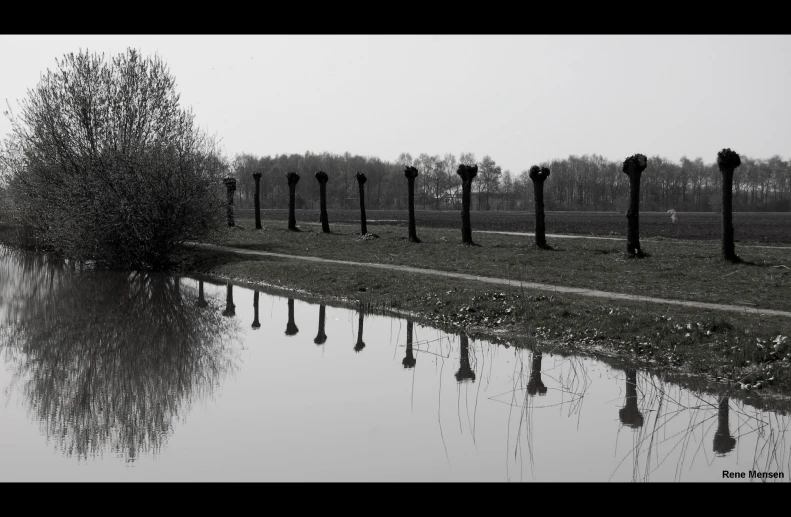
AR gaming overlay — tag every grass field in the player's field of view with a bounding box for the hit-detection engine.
[237,208,791,244]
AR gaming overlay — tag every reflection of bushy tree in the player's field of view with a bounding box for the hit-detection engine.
[1,250,240,463]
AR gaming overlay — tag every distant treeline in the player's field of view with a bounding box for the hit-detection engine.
[230,151,791,212]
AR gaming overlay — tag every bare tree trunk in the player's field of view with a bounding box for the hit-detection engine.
[253,172,262,230]
[457,165,478,245]
[529,166,551,249]
[404,166,420,243]
[252,290,260,329]
[315,171,330,233]
[286,172,300,231]
[314,305,327,345]
[717,148,741,262]
[356,172,367,236]
[223,177,237,227]
[285,298,298,336]
[622,154,648,257]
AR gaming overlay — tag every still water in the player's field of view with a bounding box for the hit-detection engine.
[0,245,788,482]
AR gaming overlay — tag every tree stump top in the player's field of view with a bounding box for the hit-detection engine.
[355,171,367,184]
[223,177,237,189]
[528,165,551,182]
[285,171,300,185]
[622,154,648,175]
[717,148,741,170]
[457,164,478,181]
[252,171,262,180]
[404,165,419,179]
[315,170,329,183]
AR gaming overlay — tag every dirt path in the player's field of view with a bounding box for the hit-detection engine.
[190,242,791,318]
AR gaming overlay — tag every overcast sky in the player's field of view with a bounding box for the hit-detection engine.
[1,35,789,173]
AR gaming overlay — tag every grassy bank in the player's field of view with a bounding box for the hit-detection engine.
[236,208,791,244]
[206,217,791,312]
[180,238,791,405]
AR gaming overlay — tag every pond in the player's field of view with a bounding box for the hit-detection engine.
[0,245,788,482]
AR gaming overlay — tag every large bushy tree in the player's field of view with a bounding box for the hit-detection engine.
[1,49,227,269]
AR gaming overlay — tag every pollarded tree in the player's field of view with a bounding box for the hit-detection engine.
[315,171,330,233]
[457,164,478,245]
[285,172,300,231]
[356,172,368,236]
[528,166,551,249]
[1,48,227,270]
[622,154,648,258]
[404,166,420,243]
[717,148,741,262]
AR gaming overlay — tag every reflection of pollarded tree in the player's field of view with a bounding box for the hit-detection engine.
[713,397,737,455]
[527,353,547,396]
[222,284,236,317]
[354,310,365,353]
[402,320,416,368]
[285,298,299,336]
[0,258,239,463]
[197,280,209,308]
[619,368,644,428]
[252,290,261,329]
[455,334,476,383]
[314,305,327,345]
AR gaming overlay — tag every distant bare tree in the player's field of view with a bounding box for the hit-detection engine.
[622,154,648,257]
[457,164,479,245]
[717,148,742,262]
[252,171,262,230]
[223,177,237,227]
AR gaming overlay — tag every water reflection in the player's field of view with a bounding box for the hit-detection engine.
[354,310,365,353]
[0,256,239,463]
[285,298,298,336]
[619,368,644,429]
[527,352,547,396]
[222,284,236,317]
[314,305,327,345]
[252,291,261,329]
[402,320,416,369]
[713,397,737,455]
[455,334,475,383]
[1,245,789,481]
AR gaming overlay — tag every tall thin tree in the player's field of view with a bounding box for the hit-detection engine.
[622,154,648,257]
[717,148,742,262]
[457,164,478,245]
[252,171,262,230]
[285,172,300,231]
[315,171,330,233]
[528,165,551,249]
[404,166,421,243]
